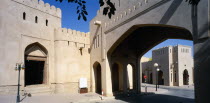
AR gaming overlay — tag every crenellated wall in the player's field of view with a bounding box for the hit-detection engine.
[55,28,90,46]
[12,0,61,18]
[93,0,163,33]
[54,28,90,93]
[0,0,91,94]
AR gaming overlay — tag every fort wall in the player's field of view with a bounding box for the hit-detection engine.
[12,0,61,18]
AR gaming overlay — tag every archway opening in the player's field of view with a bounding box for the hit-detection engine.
[183,69,189,85]
[142,73,145,83]
[111,63,123,94]
[108,24,194,99]
[150,73,153,84]
[24,43,48,86]
[158,70,164,85]
[127,64,134,90]
[93,62,102,94]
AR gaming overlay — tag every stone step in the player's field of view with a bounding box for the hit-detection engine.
[24,85,53,95]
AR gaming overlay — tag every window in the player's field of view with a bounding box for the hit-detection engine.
[171,73,172,82]
[97,35,99,47]
[175,72,176,82]
[46,19,48,26]
[35,16,38,23]
[23,12,26,20]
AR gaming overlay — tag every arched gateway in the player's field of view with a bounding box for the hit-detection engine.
[24,43,48,86]
[90,0,209,102]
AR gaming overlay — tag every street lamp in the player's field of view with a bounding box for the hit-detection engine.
[154,63,159,91]
[15,63,25,103]
[157,68,160,88]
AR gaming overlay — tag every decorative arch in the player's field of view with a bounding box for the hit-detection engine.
[25,42,48,57]
[24,42,48,86]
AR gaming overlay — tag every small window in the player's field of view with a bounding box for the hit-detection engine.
[35,16,38,23]
[171,73,172,82]
[23,12,26,20]
[46,19,48,26]
[175,72,176,82]
[97,35,100,47]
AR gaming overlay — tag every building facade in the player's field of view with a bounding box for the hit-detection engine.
[142,45,194,86]
[1,1,210,102]
[0,0,90,94]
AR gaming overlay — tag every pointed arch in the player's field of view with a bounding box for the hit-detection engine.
[24,42,48,86]
[111,62,123,94]
[25,42,48,57]
[93,61,102,94]
[183,69,189,85]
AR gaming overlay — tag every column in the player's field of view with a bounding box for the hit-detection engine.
[194,38,210,103]
[104,56,113,97]
[136,58,141,93]
[123,64,128,93]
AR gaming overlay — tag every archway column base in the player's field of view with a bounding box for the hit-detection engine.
[104,93,114,97]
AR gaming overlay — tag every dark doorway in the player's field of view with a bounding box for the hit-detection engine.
[94,64,102,94]
[158,70,164,85]
[183,69,189,85]
[150,73,153,84]
[24,43,48,86]
[111,63,120,92]
[142,73,145,83]
[25,59,45,86]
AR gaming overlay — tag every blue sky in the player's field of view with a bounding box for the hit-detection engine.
[43,0,99,32]
[43,0,193,58]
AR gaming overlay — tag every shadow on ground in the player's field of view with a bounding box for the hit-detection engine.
[111,92,194,103]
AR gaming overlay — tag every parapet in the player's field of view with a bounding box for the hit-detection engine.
[102,0,162,33]
[55,28,90,45]
[13,0,61,18]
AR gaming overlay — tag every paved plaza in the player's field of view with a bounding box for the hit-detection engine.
[0,84,194,103]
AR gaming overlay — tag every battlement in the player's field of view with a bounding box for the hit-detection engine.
[13,0,61,18]
[55,28,90,45]
[102,0,163,33]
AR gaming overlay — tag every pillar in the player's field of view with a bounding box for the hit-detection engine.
[194,38,210,103]
[123,64,128,93]
[103,56,113,96]
[136,58,141,93]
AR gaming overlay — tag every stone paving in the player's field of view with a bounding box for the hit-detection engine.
[0,86,171,103]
